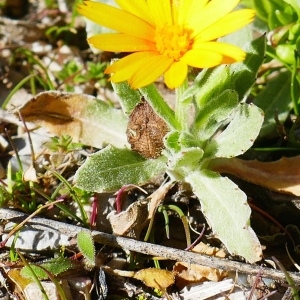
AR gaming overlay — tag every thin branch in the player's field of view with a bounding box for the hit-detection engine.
[1,208,300,284]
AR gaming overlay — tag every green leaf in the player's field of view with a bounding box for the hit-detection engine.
[186,170,262,263]
[254,70,292,138]
[193,89,239,141]
[166,147,204,180]
[183,35,266,106]
[252,0,272,23]
[21,257,73,280]
[112,81,141,116]
[284,0,300,18]
[205,103,264,158]
[77,231,95,266]
[74,145,167,192]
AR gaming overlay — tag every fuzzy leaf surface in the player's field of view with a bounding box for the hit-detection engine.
[77,231,95,266]
[74,145,167,192]
[112,81,141,116]
[18,91,128,148]
[21,257,73,280]
[186,169,262,263]
[194,89,238,141]
[205,103,264,158]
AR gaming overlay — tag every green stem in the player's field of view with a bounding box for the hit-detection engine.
[166,204,191,247]
[175,79,191,131]
[272,256,300,300]
[139,83,179,130]
[2,74,36,109]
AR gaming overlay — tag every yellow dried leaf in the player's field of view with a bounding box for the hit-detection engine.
[133,268,175,290]
[192,242,226,258]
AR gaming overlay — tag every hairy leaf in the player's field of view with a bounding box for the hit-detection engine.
[186,170,262,263]
[193,89,238,141]
[74,145,167,192]
[21,257,73,280]
[112,81,141,116]
[204,103,264,158]
[77,231,95,266]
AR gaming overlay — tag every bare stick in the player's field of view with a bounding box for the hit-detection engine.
[1,208,300,284]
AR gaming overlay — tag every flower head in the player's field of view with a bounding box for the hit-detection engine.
[78,0,255,89]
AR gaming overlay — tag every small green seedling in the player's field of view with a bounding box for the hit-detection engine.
[77,231,96,268]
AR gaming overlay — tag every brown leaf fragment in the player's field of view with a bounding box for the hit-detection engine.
[107,199,149,239]
[16,91,128,148]
[127,99,169,159]
[174,242,228,289]
[210,156,300,196]
[108,182,174,239]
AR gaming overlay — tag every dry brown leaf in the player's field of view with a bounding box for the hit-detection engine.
[210,156,300,196]
[107,199,149,239]
[16,91,128,148]
[107,181,174,239]
[133,268,175,290]
[174,242,228,289]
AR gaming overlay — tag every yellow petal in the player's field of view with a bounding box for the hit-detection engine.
[177,0,208,25]
[192,42,246,61]
[182,49,223,68]
[147,0,172,27]
[77,1,155,41]
[106,52,173,89]
[115,0,154,26]
[129,55,173,89]
[105,52,156,73]
[88,33,155,52]
[188,0,240,38]
[164,60,188,89]
[195,9,255,42]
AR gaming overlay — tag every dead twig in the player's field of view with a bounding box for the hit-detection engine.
[1,208,300,284]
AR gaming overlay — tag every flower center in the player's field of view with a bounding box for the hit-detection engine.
[155,25,192,61]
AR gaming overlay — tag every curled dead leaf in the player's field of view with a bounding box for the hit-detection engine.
[210,156,300,196]
[174,242,228,289]
[107,199,149,239]
[16,91,128,149]
[107,182,174,239]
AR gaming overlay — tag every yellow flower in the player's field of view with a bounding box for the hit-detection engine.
[78,0,255,89]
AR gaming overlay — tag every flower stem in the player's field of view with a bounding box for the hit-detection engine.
[140,84,179,130]
[175,79,191,131]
